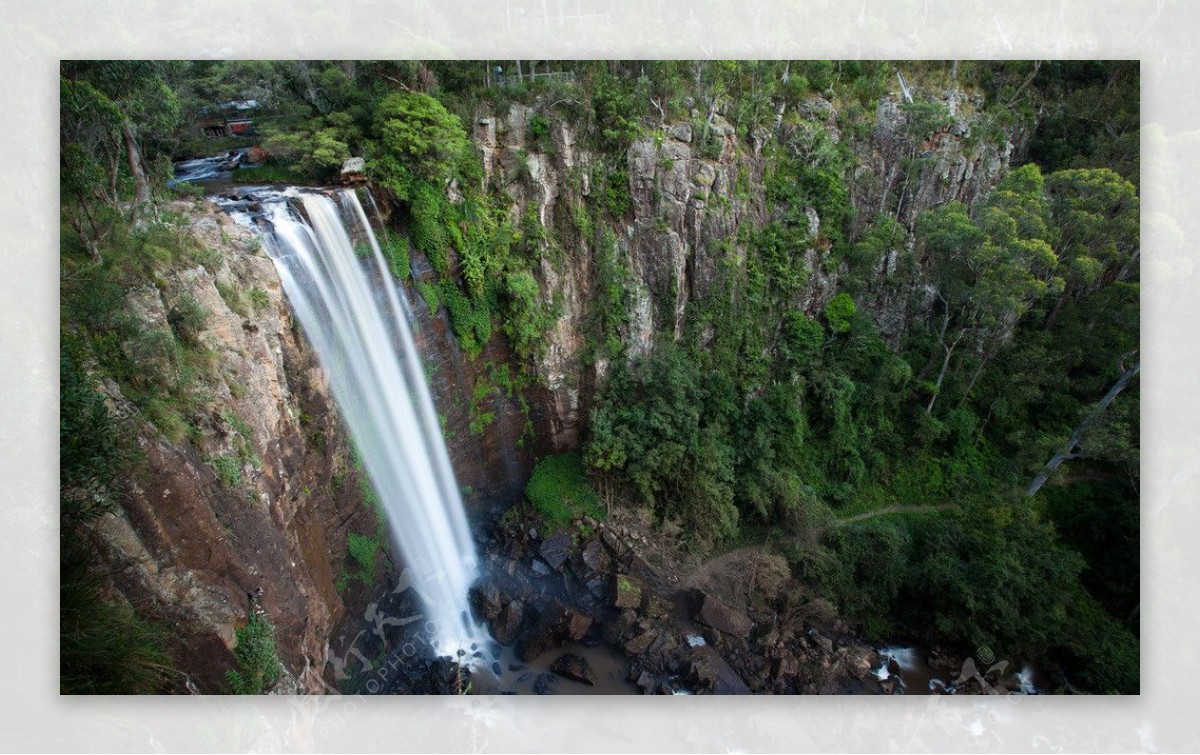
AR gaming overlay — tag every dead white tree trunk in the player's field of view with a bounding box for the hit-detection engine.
[1026,358,1140,496]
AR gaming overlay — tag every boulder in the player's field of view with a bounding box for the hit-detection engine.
[516,600,593,662]
[613,573,643,609]
[636,670,658,694]
[643,595,671,619]
[585,577,607,601]
[771,654,799,680]
[693,591,753,639]
[580,538,606,575]
[623,630,657,656]
[669,123,693,143]
[845,646,878,680]
[533,672,557,695]
[340,156,365,175]
[550,653,597,686]
[491,599,525,645]
[539,530,573,571]
[469,580,502,623]
[685,646,751,695]
[811,631,834,655]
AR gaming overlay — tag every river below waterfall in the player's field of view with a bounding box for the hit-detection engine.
[872,645,1043,695]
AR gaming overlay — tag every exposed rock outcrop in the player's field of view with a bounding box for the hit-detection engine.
[470,85,1028,450]
[89,201,374,693]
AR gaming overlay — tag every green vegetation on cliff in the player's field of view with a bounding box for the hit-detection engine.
[61,60,1140,694]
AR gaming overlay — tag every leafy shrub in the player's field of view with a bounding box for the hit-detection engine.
[596,166,632,218]
[409,183,449,274]
[824,293,857,334]
[525,452,604,531]
[60,352,131,525]
[381,236,410,281]
[167,293,208,345]
[247,287,270,313]
[527,112,553,152]
[440,281,491,358]
[346,531,379,575]
[262,111,359,179]
[502,271,554,360]
[210,454,242,489]
[374,92,468,183]
[225,612,281,694]
[60,543,173,694]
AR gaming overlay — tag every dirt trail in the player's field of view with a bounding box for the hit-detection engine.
[837,504,952,525]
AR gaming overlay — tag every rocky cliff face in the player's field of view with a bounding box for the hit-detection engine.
[84,84,1027,693]
[88,203,373,694]
[473,90,1027,450]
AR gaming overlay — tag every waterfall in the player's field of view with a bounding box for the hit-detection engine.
[243,187,487,659]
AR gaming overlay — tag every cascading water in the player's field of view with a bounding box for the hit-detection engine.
[233,186,488,660]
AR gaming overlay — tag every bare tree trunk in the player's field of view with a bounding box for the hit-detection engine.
[122,121,150,213]
[917,305,952,382]
[515,60,524,82]
[956,345,994,410]
[925,332,960,415]
[106,134,121,206]
[1026,358,1140,496]
[1043,291,1068,330]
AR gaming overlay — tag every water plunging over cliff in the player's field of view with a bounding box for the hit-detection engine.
[239,187,488,659]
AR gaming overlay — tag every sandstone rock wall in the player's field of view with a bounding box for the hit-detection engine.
[89,204,372,693]
[472,87,1027,450]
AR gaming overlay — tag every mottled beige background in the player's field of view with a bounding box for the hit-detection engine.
[3,0,1193,751]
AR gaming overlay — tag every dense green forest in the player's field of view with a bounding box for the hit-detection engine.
[60,60,1139,694]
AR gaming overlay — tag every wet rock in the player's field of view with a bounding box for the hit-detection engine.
[623,630,657,656]
[550,653,597,686]
[539,530,572,571]
[613,573,643,609]
[636,670,658,693]
[845,646,878,680]
[516,600,593,662]
[685,646,752,695]
[692,591,753,639]
[585,577,606,600]
[580,539,606,574]
[469,580,502,623]
[491,599,524,645]
[410,658,467,695]
[643,595,671,619]
[602,609,638,646]
[531,559,552,577]
[533,672,557,695]
[771,654,799,679]
[811,632,834,655]
[647,631,678,657]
